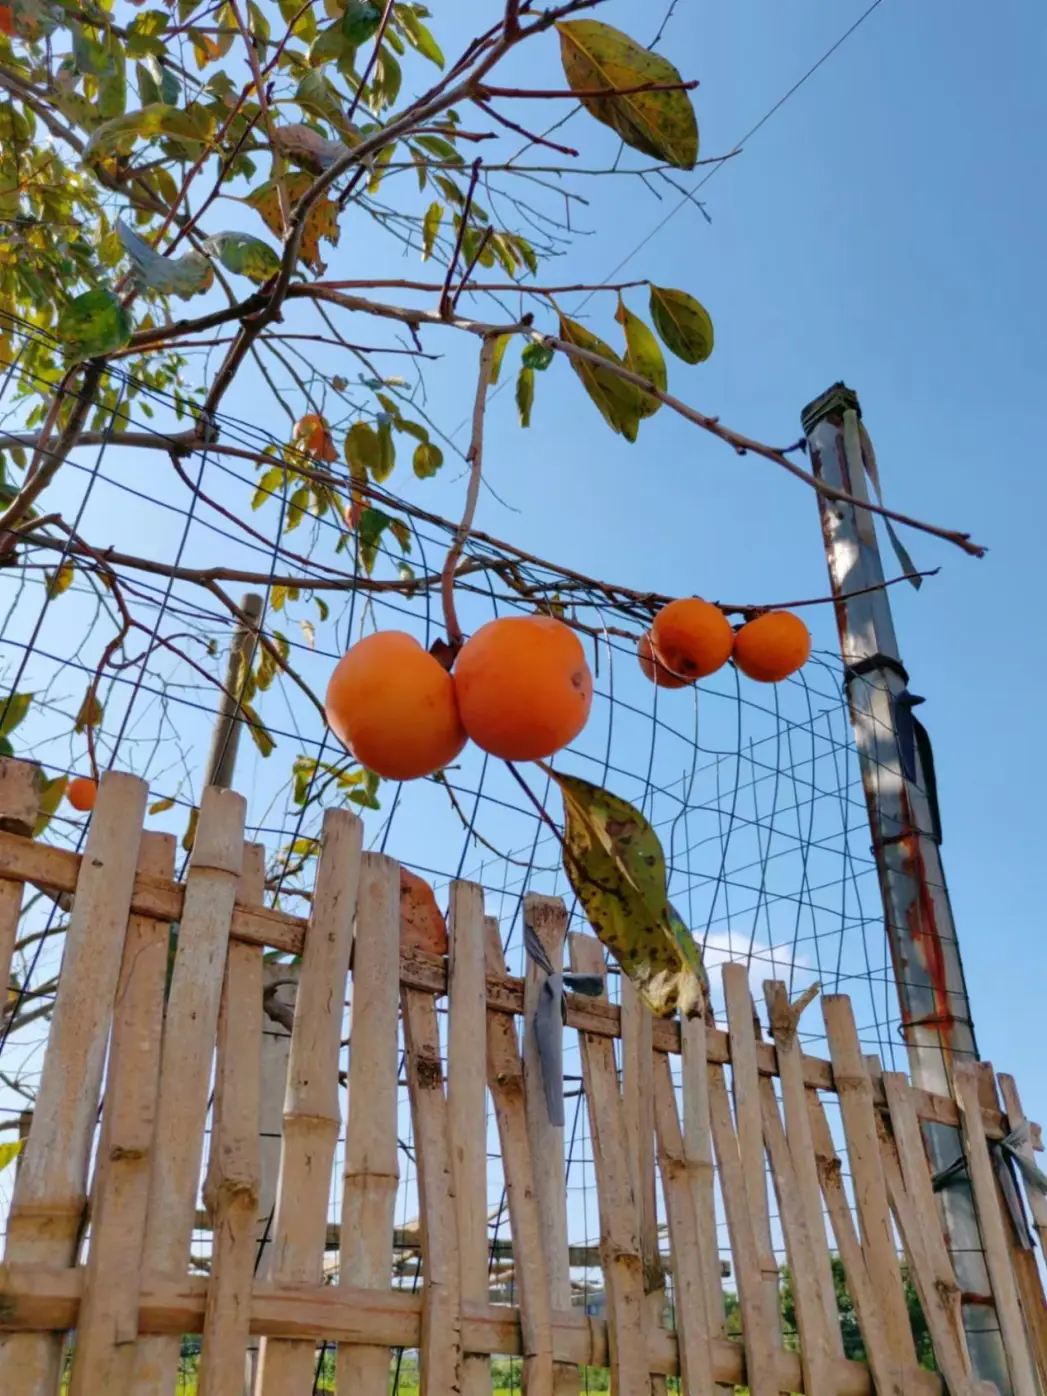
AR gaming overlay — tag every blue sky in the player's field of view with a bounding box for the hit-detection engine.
[4,0,1046,1153]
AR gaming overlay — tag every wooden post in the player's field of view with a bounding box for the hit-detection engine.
[484,917,555,1396]
[196,843,266,1396]
[569,932,649,1396]
[0,769,147,1395]
[337,852,401,1396]
[679,1010,726,1347]
[133,786,246,1394]
[67,831,176,1395]
[0,759,41,1022]
[447,881,491,1396]
[522,894,580,1396]
[256,808,362,1393]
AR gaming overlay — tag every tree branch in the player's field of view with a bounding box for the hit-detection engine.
[441,336,497,650]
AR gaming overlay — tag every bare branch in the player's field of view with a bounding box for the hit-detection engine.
[441,336,498,650]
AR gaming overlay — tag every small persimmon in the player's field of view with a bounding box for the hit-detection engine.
[293,412,337,463]
[66,776,97,812]
[637,631,689,689]
[733,611,811,683]
[453,614,592,762]
[325,631,466,781]
[649,597,733,682]
[400,868,448,956]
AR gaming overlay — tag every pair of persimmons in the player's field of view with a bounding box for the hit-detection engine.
[324,599,810,783]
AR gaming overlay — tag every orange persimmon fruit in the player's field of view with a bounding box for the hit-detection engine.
[637,630,689,689]
[66,776,98,812]
[649,597,733,682]
[399,867,448,956]
[452,614,593,762]
[324,631,466,781]
[732,611,811,683]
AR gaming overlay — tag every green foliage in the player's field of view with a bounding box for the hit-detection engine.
[649,284,715,364]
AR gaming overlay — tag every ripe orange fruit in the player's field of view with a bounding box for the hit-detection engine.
[325,631,466,781]
[0,6,14,36]
[649,598,733,682]
[638,631,689,688]
[400,868,448,956]
[66,776,97,812]
[293,412,337,463]
[453,615,593,762]
[733,611,811,682]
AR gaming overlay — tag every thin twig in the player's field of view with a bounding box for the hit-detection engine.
[473,97,580,157]
[441,336,497,649]
[439,159,483,319]
[0,361,103,534]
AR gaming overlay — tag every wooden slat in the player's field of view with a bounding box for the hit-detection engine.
[523,894,580,1396]
[652,1050,716,1396]
[570,932,654,1396]
[873,1094,977,1396]
[484,917,555,1396]
[133,786,245,1394]
[0,760,40,1025]
[722,964,781,1343]
[67,832,175,1395]
[337,852,401,1396]
[0,769,147,1395]
[402,981,462,1396]
[0,1260,946,1395]
[256,808,362,1393]
[679,1010,726,1345]
[759,1077,838,1396]
[196,843,265,1396]
[821,995,915,1369]
[622,977,668,1395]
[998,1074,1047,1253]
[706,1061,779,1396]
[764,982,841,1355]
[447,881,491,1396]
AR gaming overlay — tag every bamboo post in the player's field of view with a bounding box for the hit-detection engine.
[722,964,781,1343]
[67,831,176,1395]
[679,1010,726,1344]
[255,807,362,1393]
[447,881,491,1396]
[652,1049,716,1396]
[196,843,266,1396]
[622,977,668,1394]
[484,917,555,1396]
[522,894,579,1396]
[337,852,401,1396]
[705,1062,779,1396]
[763,981,841,1354]
[0,768,147,1395]
[569,932,649,1395]
[821,995,916,1368]
[203,592,263,791]
[402,973,462,1395]
[0,758,41,1017]
[132,785,246,1393]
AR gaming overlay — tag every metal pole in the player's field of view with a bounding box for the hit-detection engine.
[801,383,1009,1392]
[203,592,264,790]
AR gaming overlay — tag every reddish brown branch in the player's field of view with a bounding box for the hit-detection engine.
[472,97,580,157]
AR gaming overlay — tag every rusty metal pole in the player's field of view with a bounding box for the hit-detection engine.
[801,382,1009,1392]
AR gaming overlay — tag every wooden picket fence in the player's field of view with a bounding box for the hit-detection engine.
[0,757,1045,1396]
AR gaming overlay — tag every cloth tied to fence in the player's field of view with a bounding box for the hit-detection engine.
[523,921,603,1127]
[933,1120,1047,1250]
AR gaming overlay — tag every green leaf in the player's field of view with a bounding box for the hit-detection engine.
[421,200,443,260]
[521,342,554,372]
[241,702,275,757]
[548,769,706,1019]
[284,483,310,531]
[616,295,665,418]
[34,775,67,837]
[357,507,392,573]
[204,231,281,284]
[136,60,161,106]
[395,5,444,67]
[252,464,283,510]
[489,333,511,386]
[0,693,31,738]
[556,316,643,442]
[345,421,381,476]
[0,1139,24,1173]
[389,518,411,553]
[86,103,212,161]
[125,9,170,57]
[412,441,443,478]
[649,285,714,364]
[149,796,175,814]
[414,134,462,167]
[373,420,396,483]
[372,45,402,109]
[58,289,132,361]
[0,738,13,759]
[74,688,103,733]
[556,19,698,169]
[71,23,115,76]
[45,561,75,598]
[182,805,199,852]
[315,596,330,623]
[341,0,382,45]
[516,365,534,428]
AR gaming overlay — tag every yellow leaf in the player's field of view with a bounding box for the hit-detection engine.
[246,172,340,271]
[0,1139,24,1172]
[615,295,664,419]
[556,19,698,170]
[649,284,714,364]
[557,316,644,442]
